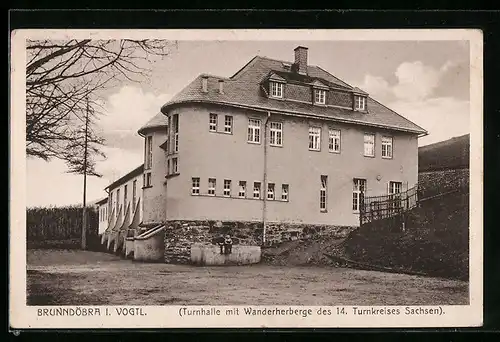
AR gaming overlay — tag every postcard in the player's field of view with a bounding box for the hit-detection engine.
[10,28,483,329]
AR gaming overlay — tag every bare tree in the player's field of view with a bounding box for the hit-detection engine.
[26,39,171,175]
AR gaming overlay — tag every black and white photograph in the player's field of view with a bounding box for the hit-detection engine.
[10,29,483,329]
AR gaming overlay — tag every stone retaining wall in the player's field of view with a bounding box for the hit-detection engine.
[164,220,355,264]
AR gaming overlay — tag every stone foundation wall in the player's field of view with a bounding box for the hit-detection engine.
[164,220,356,264]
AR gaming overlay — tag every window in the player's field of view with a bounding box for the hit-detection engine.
[224,115,233,134]
[167,159,170,175]
[238,181,246,198]
[253,182,261,199]
[389,181,402,195]
[267,183,275,200]
[167,116,171,152]
[116,189,120,213]
[145,136,153,169]
[144,172,152,187]
[172,157,178,174]
[389,181,403,211]
[281,184,289,201]
[352,178,367,212]
[309,127,321,151]
[208,178,216,196]
[248,119,261,144]
[270,81,283,98]
[173,114,179,153]
[382,136,393,159]
[223,179,232,197]
[109,192,113,215]
[132,180,137,209]
[192,177,200,195]
[364,133,375,157]
[124,185,128,210]
[209,113,218,132]
[320,175,328,212]
[328,129,341,153]
[270,122,283,146]
[314,89,326,104]
[354,96,366,111]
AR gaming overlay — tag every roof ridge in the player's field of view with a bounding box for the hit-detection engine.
[199,73,231,80]
[105,164,144,190]
[256,55,294,65]
[231,55,357,90]
[312,65,354,89]
[230,55,259,79]
[231,55,298,79]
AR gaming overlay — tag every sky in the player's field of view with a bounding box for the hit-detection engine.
[25,40,471,207]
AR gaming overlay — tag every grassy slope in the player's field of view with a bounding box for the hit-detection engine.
[342,169,469,280]
[419,134,469,172]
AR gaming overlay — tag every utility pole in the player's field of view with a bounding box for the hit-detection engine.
[81,97,89,250]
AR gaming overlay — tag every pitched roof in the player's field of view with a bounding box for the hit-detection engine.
[88,196,108,206]
[105,164,144,191]
[272,69,350,90]
[94,197,108,205]
[137,112,168,135]
[162,56,427,135]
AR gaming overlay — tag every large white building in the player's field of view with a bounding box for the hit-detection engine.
[99,46,426,263]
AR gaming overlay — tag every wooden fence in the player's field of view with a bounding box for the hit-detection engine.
[27,206,98,243]
[360,173,469,227]
[359,185,419,225]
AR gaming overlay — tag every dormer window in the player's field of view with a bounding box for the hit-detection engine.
[314,89,326,105]
[270,82,283,98]
[354,95,366,111]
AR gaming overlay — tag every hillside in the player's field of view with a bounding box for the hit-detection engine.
[419,134,469,172]
[341,171,469,280]
[263,168,470,280]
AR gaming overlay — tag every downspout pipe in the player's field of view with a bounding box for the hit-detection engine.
[262,111,271,246]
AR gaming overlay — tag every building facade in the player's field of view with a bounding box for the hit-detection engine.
[102,46,426,255]
[105,165,145,231]
[95,197,109,235]
[159,46,426,231]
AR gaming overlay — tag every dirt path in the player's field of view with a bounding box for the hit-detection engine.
[26,249,469,306]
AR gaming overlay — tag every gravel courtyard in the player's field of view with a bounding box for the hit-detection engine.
[26,249,469,306]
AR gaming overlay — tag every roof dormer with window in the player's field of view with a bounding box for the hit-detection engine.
[353,87,369,113]
[257,47,372,113]
[266,72,286,99]
[311,80,329,106]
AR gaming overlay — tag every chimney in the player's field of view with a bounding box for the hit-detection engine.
[201,75,208,93]
[218,79,224,94]
[294,46,308,75]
